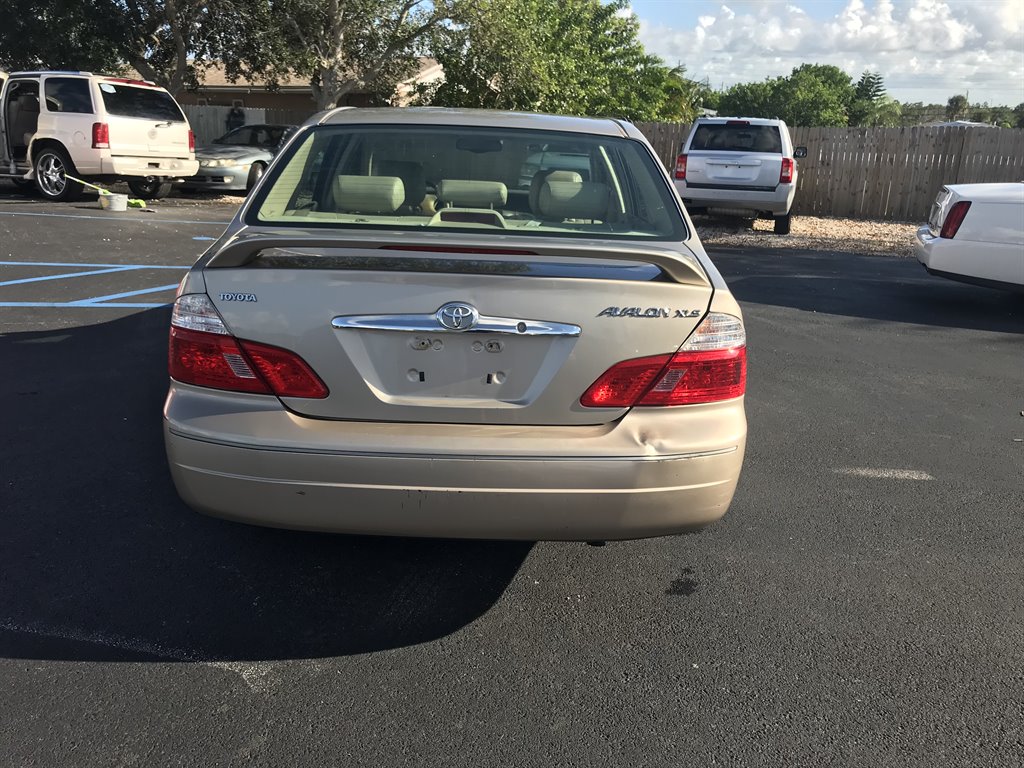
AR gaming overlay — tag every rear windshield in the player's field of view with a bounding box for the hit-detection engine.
[249,125,685,241]
[98,83,185,122]
[688,124,782,153]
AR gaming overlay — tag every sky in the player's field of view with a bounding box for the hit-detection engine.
[627,0,1024,106]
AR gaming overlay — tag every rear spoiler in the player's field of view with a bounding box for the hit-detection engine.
[201,231,711,286]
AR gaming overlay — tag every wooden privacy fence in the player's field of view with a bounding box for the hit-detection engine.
[181,105,316,144]
[635,122,1024,222]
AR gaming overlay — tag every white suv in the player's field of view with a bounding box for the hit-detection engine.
[0,70,199,201]
[673,117,806,234]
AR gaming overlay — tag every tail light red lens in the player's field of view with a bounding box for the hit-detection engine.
[780,157,794,184]
[581,347,746,407]
[92,122,110,149]
[169,326,328,398]
[939,201,971,239]
[188,130,195,153]
[674,154,687,180]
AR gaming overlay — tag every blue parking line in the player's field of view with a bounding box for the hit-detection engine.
[69,283,182,305]
[0,265,139,288]
[0,261,185,269]
[0,301,169,308]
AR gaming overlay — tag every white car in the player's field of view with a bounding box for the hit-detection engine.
[673,116,806,234]
[0,70,199,201]
[916,183,1024,291]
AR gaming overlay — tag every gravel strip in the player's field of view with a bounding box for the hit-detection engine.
[695,214,919,257]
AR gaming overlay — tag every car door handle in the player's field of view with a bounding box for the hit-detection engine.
[154,121,172,128]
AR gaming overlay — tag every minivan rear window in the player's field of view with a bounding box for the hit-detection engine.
[98,84,185,122]
[689,124,782,153]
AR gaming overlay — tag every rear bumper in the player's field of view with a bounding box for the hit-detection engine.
[677,182,795,215]
[103,155,199,178]
[164,383,746,540]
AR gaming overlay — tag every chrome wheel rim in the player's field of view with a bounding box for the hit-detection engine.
[37,154,66,197]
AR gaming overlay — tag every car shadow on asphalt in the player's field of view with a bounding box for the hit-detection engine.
[0,309,531,662]
[710,247,1024,335]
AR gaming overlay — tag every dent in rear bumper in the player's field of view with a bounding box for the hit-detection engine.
[165,426,744,540]
[163,383,746,540]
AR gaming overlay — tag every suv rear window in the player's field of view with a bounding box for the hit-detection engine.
[250,125,685,241]
[98,83,184,122]
[689,124,782,153]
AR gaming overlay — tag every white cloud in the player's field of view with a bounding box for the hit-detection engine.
[637,0,1024,105]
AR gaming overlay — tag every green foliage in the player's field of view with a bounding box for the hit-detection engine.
[946,94,969,120]
[854,71,886,103]
[420,0,697,122]
[246,0,454,109]
[1015,103,1024,129]
[716,65,851,126]
[0,0,123,74]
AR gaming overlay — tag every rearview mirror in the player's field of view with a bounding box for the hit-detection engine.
[794,146,807,159]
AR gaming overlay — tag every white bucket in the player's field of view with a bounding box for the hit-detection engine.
[99,193,128,212]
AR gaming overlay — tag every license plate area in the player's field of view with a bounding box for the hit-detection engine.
[335,329,576,408]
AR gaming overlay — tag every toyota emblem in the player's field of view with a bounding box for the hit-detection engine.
[436,302,479,331]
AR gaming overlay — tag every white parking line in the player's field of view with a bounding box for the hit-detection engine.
[834,468,935,480]
[0,210,230,226]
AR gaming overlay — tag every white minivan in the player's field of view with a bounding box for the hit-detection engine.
[0,70,199,201]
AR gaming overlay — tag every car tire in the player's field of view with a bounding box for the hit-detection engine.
[127,177,173,199]
[774,213,792,235]
[246,162,266,192]
[33,146,84,202]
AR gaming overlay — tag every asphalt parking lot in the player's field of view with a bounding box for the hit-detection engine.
[1,186,1022,767]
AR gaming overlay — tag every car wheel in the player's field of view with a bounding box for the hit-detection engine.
[246,162,266,192]
[127,177,173,199]
[773,213,792,235]
[34,146,84,202]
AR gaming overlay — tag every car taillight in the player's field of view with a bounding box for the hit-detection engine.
[169,294,328,398]
[674,154,687,180]
[92,122,109,149]
[780,157,794,184]
[939,201,971,239]
[580,313,746,407]
[188,129,195,153]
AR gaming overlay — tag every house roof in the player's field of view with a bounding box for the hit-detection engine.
[191,58,442,94]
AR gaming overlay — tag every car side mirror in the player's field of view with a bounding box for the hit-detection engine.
[794,146,807,159]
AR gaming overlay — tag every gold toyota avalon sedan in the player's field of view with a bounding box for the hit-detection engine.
[163,108,747,540]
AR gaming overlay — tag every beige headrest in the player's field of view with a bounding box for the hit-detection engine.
[538,180,609,221]
[529,170,583,215]
[333,175,405,213]
[436,180,508,208]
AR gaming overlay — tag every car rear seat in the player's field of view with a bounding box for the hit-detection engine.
[374,160,427,211]
[537,179,610,222]
[333,175,405,214]
[435,180,508,209]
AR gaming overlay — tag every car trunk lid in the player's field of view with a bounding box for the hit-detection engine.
[200,233,714,426]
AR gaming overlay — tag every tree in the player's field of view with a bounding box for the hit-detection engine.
[0,0,253,95]
[716,65,850,126]
[1014,103,1024,129]
[421,0,693,122]
[716,79,777,120]
[246,0,459,110]
[0,0,123,74]
[946,94,968,120]
[854,71,886,103]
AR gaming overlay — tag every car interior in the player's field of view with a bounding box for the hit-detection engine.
[254,128,682,239]
[4,81,40,161]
